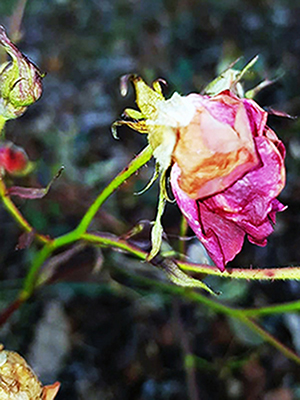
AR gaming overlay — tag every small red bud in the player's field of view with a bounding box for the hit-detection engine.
[0,142,29,174]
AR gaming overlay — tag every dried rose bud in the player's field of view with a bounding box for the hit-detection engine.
[0,141,29,175]
[0,25,44,120]
[0,345,60,400]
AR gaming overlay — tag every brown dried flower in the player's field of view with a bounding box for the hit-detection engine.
[0,345,60,400]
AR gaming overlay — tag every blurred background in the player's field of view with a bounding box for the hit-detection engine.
[1,0,300,399]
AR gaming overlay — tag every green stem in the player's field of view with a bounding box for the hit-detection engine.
[112,266,300,364]
[178,261,300,281]
[178,215,189,258]
[238,316,300,364]
[242,300,300,318]
[81,231,300,282]
[17,145,154,295]
[41,230,300,318]
[81,232,146,259]
[75,144,153,236]
[21,244,53,298]
[51,145,153,250]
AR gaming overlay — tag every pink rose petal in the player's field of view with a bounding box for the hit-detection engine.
[171,163,245,271]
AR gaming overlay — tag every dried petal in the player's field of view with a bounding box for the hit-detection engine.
[0,345,60,400]
[7,166,64,198]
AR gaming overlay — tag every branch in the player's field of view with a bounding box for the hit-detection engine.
[82,231,300,282]
[111,266,300,365]
[178,261,300,281]
[0,178,51,245]
[50,145,153,250]
[75,144,153,235]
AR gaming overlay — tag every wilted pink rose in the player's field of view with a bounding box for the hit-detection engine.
[170,90,286,271]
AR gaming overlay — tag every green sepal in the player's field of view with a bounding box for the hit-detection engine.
[161,259,219,295]
[245,75,281,99]
[159,167,174,203]
[147,176,166,261]
[204,56,259,97]
[134,163,159,195]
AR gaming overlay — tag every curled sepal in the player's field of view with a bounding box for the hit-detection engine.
[159,167,174,203]
[120,74,165,113]
[245,73,284,99]
[0,25,44,120]
[123,108,144,120]
[111,118,148,139]
[147,175,166,261]
[7,166,64,199]
[112,74,165,140]
[245,78,274,99]
[134,163,159,195]
[204,56,259,97]
[160,259,219,295]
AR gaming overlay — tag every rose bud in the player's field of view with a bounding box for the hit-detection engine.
[0,25,44,120]
[0,344,60,400]
[0,141,29,175]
